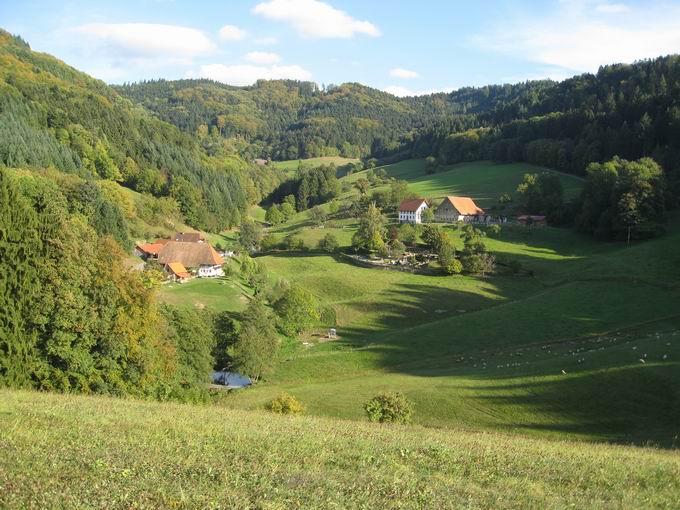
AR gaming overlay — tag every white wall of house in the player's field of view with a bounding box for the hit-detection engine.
[398,203,428,224]
[198,265,224,278]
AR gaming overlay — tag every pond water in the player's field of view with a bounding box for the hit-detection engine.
[212,371,252,388]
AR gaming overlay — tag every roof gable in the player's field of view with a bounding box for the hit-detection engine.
[398,198,427,212]
[442,196,484,216]
[167,262,190,278]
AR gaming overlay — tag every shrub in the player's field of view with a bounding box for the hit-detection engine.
[284,235,305,251]
[363,392,414,424]
[443,258,463,275]
[318,233,339,253]
[267,393,305,415]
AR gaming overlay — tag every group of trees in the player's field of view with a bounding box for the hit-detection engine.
[0,168,214,401]
[577,157,666,241]
[268,164,340,214]
[213,267,322,381]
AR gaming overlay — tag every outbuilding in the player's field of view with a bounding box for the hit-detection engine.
[435,196,485,223]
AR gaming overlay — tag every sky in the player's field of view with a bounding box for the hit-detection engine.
[3,0,680,96]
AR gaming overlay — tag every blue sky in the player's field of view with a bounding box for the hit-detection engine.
[3,0,680,95]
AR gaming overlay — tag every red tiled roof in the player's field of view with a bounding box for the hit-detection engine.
[167,262,190,278]
[444,196,484,216]
[136,242,164,256]
[398,198,427,212]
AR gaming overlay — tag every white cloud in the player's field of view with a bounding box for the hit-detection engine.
[595,3,630,13]
[252,0,380,39]
[255,36,279,45]
[73,23,215,57]
[390,67,419,79]
[383,85,455,97]
[471,2,680,73]
[244,51,281,64]
[195,63,312,86]
[218,24,248,41]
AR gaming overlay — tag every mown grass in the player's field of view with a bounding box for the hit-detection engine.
[158,275,248,313]
[380,159,583,206]
[271,156,359,172]
[160,158,679,447]
[1,389,679,509]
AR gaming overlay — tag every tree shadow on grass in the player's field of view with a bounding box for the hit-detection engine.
[465,363,680,447]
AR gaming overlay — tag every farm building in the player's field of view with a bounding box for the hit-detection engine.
[157,241,224,278]
[135,242,164,259]
[398,198,429,224]
[166,262,191,283]
[435,196,485,223]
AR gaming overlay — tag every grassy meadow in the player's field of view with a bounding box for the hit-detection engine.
[270,156,359,172]
[2,389,679,509]
[156,158,680,447]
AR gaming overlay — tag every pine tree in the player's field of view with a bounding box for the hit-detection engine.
[0,170,40,387]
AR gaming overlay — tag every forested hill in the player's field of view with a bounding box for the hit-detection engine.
[117,57,680,204]
[397,55,680,204]
[115,78,554,161]
[0,29,278,232]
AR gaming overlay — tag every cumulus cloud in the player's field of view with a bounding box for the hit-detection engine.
[252,0,380,39]
[195,63,312,86]
[244,51,281,64]
[383,85,455,97]
[73,23,215,58]
[471,2,680,73]
[390,67,419,79]
[218,24,248,41]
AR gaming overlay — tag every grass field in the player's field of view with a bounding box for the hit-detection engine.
[2,389,679,509]
[223,213,680,446]
[379,159,583,206]
[271,156,359,172]
[158,275,249,312]
[156,158,679,447]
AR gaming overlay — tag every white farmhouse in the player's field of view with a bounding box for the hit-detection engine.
[398,198,428,224]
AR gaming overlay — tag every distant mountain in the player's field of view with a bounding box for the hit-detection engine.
[114,78,554,161]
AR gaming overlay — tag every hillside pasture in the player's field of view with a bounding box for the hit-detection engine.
[2,389,679,509]
[224,216,680,445]
[378,159,584,206]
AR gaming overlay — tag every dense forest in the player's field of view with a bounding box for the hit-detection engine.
[0,30,285,233]
[115,79,551,161]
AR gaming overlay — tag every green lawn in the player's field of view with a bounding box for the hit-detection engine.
[379,159,583,206]
[271,156,359,172]
[158,275,248,313]
[2,389,679,509]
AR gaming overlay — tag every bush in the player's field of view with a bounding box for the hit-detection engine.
[318,233,339,253]
[443,258,463,275]
[284,235,305,251]
[267,393,305,415]
[363,392,414,424]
